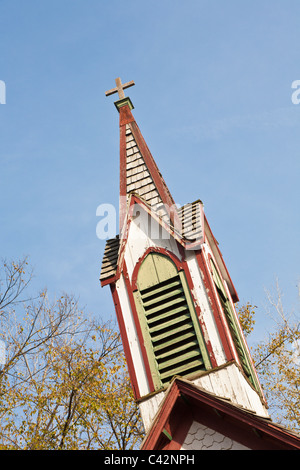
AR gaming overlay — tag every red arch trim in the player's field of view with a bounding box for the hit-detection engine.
[131,246,184,291]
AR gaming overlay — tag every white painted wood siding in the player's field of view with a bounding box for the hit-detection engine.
[116,274,150,397]
[193,363,269,418]
[185,250,227,365]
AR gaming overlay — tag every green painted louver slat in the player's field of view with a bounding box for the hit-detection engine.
[150,321,194,344]
[218,289,253,379]
[149,312,191,334]
[160,358,204,382]
[139,273,206,386]
[140,282,182,301]
[147,306,189,326]
[156,338,199,361]
[143,295,186,317]
[159,349,201,370]
[153,331,196,353]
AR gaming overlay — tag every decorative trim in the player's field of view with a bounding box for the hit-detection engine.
[131,246,184,292]
[115,97,134,111]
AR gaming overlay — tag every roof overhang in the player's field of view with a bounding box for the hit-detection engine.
[141,377,300,450]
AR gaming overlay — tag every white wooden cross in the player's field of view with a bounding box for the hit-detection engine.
[105,77,135,100]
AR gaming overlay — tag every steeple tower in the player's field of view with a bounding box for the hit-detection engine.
[100,79,300,450]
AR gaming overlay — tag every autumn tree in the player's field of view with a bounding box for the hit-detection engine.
[0,258,144,449]
[237,281,300,433]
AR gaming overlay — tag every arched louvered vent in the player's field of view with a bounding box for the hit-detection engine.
[134,253,210,389]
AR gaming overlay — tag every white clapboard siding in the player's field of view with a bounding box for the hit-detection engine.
[185,250,227,365]
[116,274,150,397]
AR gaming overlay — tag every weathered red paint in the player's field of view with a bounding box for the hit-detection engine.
[131,246,184,291]
[119,102,135,127]
[181,257,218,368]
[119,121,127,232]
[195,249,235,363]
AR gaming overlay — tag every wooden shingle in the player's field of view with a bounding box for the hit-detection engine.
[100,237,120,282]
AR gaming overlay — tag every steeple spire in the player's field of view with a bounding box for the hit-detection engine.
[105,77,180,233]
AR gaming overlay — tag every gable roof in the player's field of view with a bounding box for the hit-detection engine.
[99,195,238,305]
[100,197,205,285]
[141,377,300,450]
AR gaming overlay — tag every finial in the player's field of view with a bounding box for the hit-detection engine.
[105,77,135,100]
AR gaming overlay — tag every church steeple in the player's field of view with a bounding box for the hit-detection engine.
[100,79,285,448]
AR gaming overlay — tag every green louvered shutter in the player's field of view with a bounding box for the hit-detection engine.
[217,292,252,378]
[135,254,209,388]
[210,259,254,386]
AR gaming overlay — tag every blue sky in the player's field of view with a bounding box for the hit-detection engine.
[1,0,299,345]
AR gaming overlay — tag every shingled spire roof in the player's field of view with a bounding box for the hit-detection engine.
[118,103,178,235]
[100,78,204,285]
